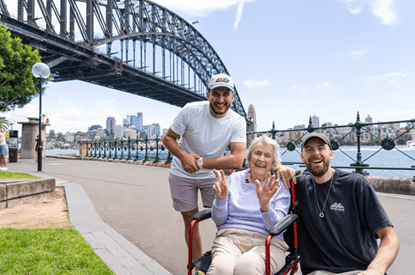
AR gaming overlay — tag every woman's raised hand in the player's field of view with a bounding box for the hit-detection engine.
[213,169,228,200]
[255,171,280,212]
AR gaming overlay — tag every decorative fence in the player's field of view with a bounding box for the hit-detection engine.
[85,136,172,164]
[84,113,415,180]
[247,112,415,181]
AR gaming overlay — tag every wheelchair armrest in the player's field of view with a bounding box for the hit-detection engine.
[192,208,212,221]
[269,214,298,236]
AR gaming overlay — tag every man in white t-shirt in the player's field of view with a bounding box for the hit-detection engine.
[164,74,297,267]
[163,73,247,264]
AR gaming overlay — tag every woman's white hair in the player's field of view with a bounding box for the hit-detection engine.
[245,135,281,168]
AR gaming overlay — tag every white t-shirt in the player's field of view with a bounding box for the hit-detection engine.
[169,101,246,179]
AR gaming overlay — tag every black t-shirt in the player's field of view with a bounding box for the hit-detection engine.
[295,169,393,274]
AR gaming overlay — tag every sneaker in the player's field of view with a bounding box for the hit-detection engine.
[2,167,7,171]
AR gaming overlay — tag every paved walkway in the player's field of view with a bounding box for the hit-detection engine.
[6,157,415,275]
[8,159,172,275]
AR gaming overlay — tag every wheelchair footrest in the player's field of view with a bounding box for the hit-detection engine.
[192,250,212,273]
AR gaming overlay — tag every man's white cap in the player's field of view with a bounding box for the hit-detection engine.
[208,73,235,93]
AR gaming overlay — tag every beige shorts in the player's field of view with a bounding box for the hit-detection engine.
[168,173,216,212]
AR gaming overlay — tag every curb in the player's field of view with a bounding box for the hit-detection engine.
[63,181,172,275]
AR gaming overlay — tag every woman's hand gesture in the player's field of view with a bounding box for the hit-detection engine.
[212,169,228,200]
[255,171,280,212]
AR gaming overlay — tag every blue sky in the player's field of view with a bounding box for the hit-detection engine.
[4,0,415,135]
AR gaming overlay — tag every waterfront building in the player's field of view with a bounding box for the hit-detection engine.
[137,112,143,131]
[95,128,106,138]
[123,118,129,129]
[114,124,123,139]
[124,128,137,139]
[106,117,116,135]
[311,115,320,128]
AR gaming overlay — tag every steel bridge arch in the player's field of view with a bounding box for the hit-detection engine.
[0,0,247,119]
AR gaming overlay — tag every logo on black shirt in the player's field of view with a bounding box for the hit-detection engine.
[330,202,345,212]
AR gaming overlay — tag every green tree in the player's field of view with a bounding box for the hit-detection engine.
[0,22,42,112]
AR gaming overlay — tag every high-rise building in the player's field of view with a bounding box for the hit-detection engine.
[137,112,143,131]
[365,115,373,124]
[247,104,257,133]
[106,117,116,135]
[311,115,320,128]
[123,118,130,128]
[114,124,123,138]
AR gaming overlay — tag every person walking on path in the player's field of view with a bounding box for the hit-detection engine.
[292,133,399,275]
[0,131,8,171]
[163,73,296,268]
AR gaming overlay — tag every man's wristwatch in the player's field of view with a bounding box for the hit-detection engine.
[197,157,203,169]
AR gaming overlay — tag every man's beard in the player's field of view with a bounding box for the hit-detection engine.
[210,102,230,116]
[306,160,329,177]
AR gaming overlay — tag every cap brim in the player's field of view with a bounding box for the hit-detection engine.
[209,84,235,93]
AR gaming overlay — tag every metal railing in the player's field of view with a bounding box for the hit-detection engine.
[83,113,415,180]
[85,136,172,164]
[247,112,415,181]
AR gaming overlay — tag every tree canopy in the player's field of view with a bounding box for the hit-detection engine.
[0,22,43,113]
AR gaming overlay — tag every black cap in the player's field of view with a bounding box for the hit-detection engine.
[301,133,331,151]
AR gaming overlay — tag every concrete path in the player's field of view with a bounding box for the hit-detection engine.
[9,159,172,275]
[7,157,415,275]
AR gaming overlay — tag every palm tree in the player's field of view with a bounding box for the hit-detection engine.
[0,117,9,132]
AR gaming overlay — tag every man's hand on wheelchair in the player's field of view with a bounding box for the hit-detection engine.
[275,165,297,189]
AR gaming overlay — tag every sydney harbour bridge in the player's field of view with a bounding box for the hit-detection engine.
[0,0,249,121]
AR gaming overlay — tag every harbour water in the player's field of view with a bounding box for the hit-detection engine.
[46,145,415,178]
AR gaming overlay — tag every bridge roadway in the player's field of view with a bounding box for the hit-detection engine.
[8,157,414,274]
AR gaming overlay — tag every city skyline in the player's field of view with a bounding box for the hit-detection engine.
[3,0,415,136]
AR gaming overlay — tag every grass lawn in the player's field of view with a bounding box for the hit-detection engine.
[0,171,40,179]
[0,228,115,274]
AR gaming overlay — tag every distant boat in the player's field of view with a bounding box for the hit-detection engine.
[407,140,415,149]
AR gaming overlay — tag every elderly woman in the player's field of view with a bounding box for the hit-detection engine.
[206,135,290,275]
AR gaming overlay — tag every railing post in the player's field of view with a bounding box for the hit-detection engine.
[114,139,118,160]
[127,136,132,160]
[120,139,125,160]
[154,136,160,163]
[144,136,149,162]
[351,112,369,175]
[98,140,102,158]
[271,121,276,139]
[103,140,107,158]
[165,150,172,164]
[85,141,90,157]
[135,137,140,161]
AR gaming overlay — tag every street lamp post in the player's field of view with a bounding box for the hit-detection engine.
[31,62,50,172]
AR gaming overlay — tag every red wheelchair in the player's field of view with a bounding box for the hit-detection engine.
[187,178,299,275]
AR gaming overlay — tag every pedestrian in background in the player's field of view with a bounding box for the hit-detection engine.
[0,131,8,171]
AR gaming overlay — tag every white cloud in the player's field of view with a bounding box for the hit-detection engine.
[233,3,244,31]
[348,49,368,58]
[243,79,271,89]
[149,0,256,17]
[360,71,411,85]
[342,0,364,14]
[290,82,330,95]
[370,0,398,25]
